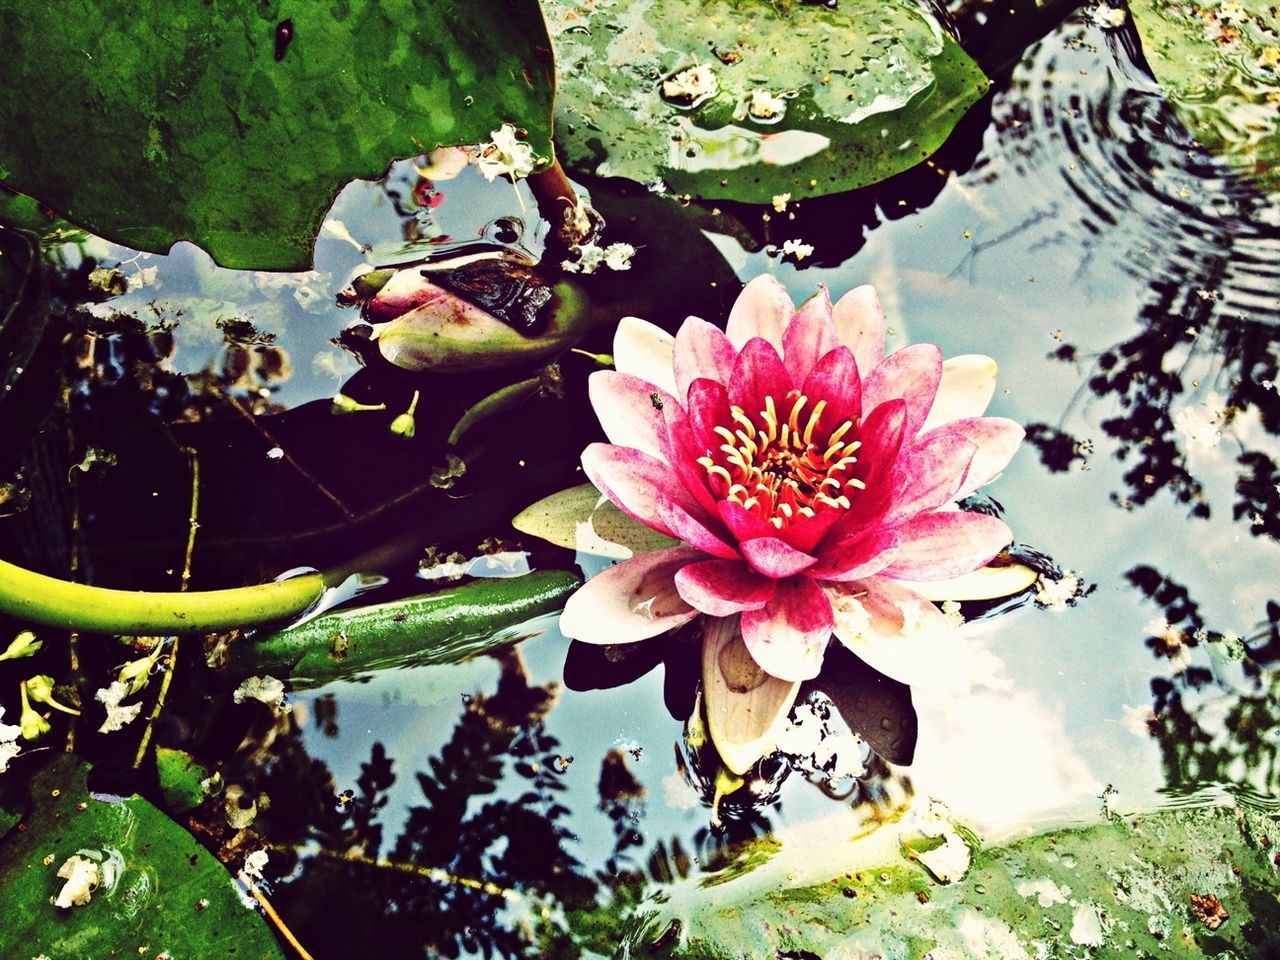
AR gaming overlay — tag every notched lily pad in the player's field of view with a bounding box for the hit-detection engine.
[1129,0,1280,187]
[0,1,555,269]
[545,0,990,202]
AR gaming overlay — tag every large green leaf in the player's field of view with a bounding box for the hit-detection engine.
[0,755,284,959]
[623,801,1280,958]
[1130,0,1280,188]
[0,0,555,269]
[545,0,989,203]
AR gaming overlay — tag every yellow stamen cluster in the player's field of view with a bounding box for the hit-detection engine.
[697,390,865,529]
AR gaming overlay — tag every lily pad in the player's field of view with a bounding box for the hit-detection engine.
[624,801,1280,958]
[544,0,990,203]
[0,755,284,959]
[0,0,555,269]
[1129,0,1280,187]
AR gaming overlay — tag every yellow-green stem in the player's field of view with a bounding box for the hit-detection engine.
[0,557,327,634]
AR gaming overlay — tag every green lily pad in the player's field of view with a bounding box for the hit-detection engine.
[0,755,284,959]
[0,0,555,269]
[545,0,990,203]
[624,801,1280,958]
[1129,0,1280,187]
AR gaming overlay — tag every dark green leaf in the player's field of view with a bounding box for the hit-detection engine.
[0,755,284,959]
[546,0,989,202]
[0,0,555,269]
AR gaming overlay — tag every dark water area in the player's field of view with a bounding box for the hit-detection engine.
[1,1,1278,957]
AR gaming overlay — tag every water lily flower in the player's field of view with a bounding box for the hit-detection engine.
[559,276,1024,771]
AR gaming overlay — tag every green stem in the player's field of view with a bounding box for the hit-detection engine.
[0,557,327,635]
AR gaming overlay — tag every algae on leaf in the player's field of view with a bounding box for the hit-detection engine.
[0,0,555,269]
[0,756,284,959]
[545,0,990,202]
[1129,0,1280,187]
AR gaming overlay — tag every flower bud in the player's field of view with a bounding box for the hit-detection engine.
[0,630,42,662]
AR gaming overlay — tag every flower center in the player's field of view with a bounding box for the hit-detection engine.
[697,390,865,528]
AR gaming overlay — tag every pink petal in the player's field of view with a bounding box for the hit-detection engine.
[674,317,737,397]
[739,537,818,578]
[582,443,681,538]
[657,496,740,560]
[741,578,834,682]
[879,511,1013,581]
[675,559,775,615]
[729,337,793,423]
[558,546,701,644]
[781,286,837,384]
[772,507,843,555]
[926,417,1024,500]
[800,345,861,431]
[832,284,885,377]
[861,343,944,440]
[588,371,673,460]
[827,399,906,540]
[683,377,733,455]
[659,396,726,520]
[726,275,793,351]
[613,316,676,395]
[717,500,777,542]
[884,433,978,523]
[809,526,901,581]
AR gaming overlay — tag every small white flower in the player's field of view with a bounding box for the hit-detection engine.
[771,193,791,213]
[1091,4,1128,27]
[747,88,786,120]
[780,239,814,262]
[603,242,636,271]
[563,241,636,274]
[1035,571,1080,609]
[52,855,100,909]
[233,675,287,714]
[266,446,284,461]
[475,123,535,182]
[94,681,143,734]
[662,64,718,102]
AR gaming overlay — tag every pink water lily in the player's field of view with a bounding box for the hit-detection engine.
[559,276,1023,690]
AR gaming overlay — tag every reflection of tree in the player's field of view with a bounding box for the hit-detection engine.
[1128,564,1280,799]
[270,649,597,959]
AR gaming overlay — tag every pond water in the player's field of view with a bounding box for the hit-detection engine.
[1,2,1278,958]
